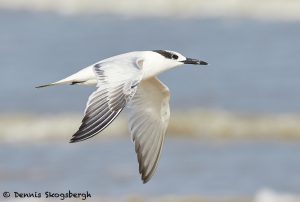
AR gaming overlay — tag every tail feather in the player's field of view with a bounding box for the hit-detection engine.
[35,83,56,88]
[36,66,95,88]
[35,79,75,88]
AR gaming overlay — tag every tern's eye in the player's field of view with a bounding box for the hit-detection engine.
[171,54,178,60]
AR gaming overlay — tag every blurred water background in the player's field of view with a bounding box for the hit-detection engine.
[0,0,300,201]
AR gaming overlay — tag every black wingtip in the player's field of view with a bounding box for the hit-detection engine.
[142,179,148,184]
[142,176,150,184]
[69,130,96,143]
[69,138,76,143]
[69,131,95,144]
[69,136,84,143]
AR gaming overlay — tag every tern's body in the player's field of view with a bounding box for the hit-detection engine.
[46,51,185,87]
[37,50,207,183]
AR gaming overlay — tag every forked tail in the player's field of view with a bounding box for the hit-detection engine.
[35,80,75,88]
[36,66,95,88]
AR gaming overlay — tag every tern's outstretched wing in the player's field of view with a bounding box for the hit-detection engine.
[70,60,143,143]
[128,77,170,183]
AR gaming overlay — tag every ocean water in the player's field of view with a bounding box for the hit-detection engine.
[0,139,300,198]
[0,11,300,114]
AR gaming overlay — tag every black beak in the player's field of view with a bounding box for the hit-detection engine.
[183,58,208,65]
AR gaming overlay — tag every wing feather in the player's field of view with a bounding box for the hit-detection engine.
[128,77,170,183]
[70,59,143,143]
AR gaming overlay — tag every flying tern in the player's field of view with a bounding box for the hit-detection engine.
[37,50,208,183]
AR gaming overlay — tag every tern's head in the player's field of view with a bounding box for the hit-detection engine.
[151,50,208,68]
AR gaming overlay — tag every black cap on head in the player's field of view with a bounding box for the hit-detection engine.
[152,50,178,60]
